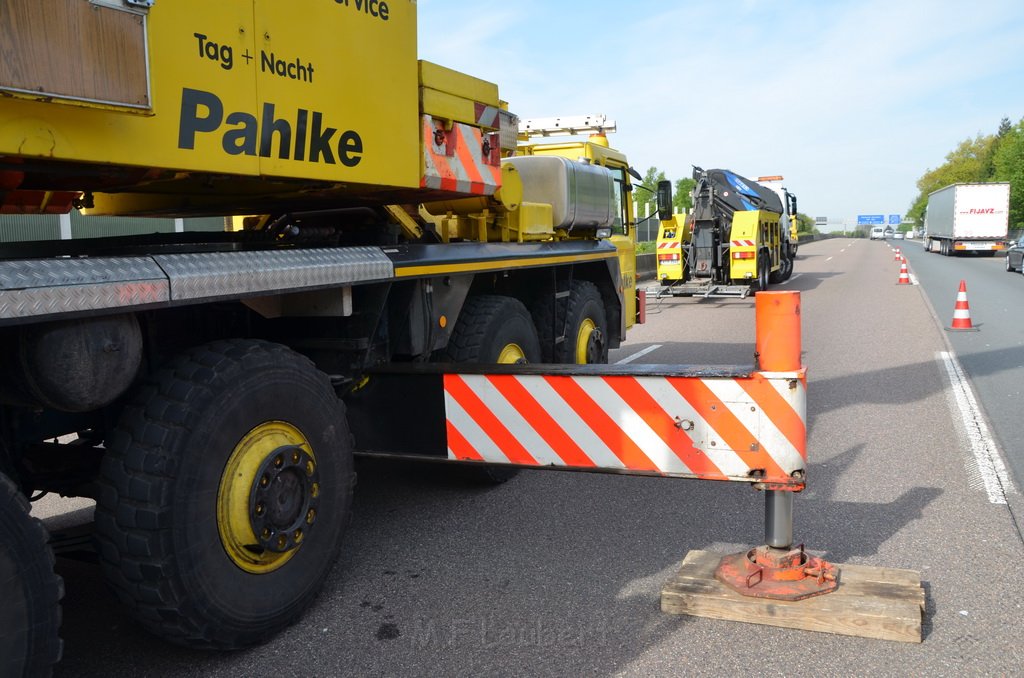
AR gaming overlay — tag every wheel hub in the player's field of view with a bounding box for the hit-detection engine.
[497,343,528,364]
[575,318,604,364]
[217,421,319,574]
[249,445,320,553]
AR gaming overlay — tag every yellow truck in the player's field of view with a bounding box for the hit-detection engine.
[655,169,797,298]
[0,1,643,670]
[0,4,819,673]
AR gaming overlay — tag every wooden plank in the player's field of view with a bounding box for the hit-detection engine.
[661,550,924,643]
[0,0,149,107]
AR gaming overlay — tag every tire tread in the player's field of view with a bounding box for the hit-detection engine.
[0,472,63,677]
[94,339,346,649]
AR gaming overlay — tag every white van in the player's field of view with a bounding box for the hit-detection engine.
[869,226,886,240]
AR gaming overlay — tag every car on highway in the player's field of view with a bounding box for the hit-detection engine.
[1005,236,1024,273]
[884,226,895,238]
[870,226,886,240]
[892,231,904,240]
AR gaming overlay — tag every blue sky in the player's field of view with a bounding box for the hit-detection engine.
[419,0,1024,228]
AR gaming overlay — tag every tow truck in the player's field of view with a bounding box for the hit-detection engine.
[655,168,798,298]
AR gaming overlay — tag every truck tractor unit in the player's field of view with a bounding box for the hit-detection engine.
[0,1,645,671]
[755,175,800,259]
[655,168,796,298]
[922,182,1011,256]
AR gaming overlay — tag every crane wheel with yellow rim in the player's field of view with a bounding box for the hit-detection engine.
[534,280,608,364]
[95,340,352,649]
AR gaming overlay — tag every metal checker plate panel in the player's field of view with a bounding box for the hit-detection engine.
[154,247,395,301]
[0,257,169,319]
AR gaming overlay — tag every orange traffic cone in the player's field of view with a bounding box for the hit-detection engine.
[893,248,902,261]
[947,280,978,331]
[896,261,911,285]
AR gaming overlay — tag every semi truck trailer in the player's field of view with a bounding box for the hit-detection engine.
[923,182,1011,256]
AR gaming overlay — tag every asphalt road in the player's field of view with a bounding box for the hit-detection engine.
[41,239,1024,675]
[895,238,1024,487]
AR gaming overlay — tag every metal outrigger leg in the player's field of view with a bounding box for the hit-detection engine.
[349,290,838,600]
[715,291,838,600]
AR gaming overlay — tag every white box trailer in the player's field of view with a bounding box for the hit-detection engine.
[923,182,1011,255]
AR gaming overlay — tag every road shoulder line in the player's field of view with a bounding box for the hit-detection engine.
[937,350,1016,504]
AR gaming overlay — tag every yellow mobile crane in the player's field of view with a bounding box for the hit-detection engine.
[0,1,645,670]
[0,4,821,673]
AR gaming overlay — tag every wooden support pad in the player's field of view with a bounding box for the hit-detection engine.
[661,550,925,643]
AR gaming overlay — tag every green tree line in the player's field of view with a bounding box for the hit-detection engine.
[632,167,695,216]
[907,116,1024,229]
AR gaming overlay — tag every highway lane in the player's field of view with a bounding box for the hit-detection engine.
[896,238,1024,488]
[45,239,1024,676]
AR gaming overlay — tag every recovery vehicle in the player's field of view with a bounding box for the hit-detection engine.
[0,1,643,671]
[655,168,797,298]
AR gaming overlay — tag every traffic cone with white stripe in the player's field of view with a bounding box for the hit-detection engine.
[947,279,979,331]
[896,261,911,285]
[893,248,901,261]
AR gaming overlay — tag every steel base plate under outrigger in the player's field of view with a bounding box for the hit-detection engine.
[655,281,754,299]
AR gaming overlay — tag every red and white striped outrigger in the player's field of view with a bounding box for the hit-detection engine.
[349,291,837,600]
[444,366,805,487]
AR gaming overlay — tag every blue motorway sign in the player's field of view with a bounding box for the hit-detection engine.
[888,214,901,225]
[857,214,885,225]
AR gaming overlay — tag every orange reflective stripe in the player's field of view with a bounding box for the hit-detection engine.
[669,378,788,480]
[423,118,458,192]
[445,418,484,461]
[604,376,728,479]
[738,375,806,461]
[544,375,658,472]
[444,374,538,465]
[486,375,596,468]
[454,128,484,194]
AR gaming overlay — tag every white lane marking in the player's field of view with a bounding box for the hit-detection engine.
[909,273,920,285]
[938,351,1015,504]
[615,344,662,364]
[826,256,833,261]
[777,273,802,286]
[840,249,846,253]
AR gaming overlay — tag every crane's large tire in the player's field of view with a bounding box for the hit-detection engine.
[0,473,63,678]
[95,340,353,649]
[446,295,538,483]
[533,281,608,364]
[446,295,540,364]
